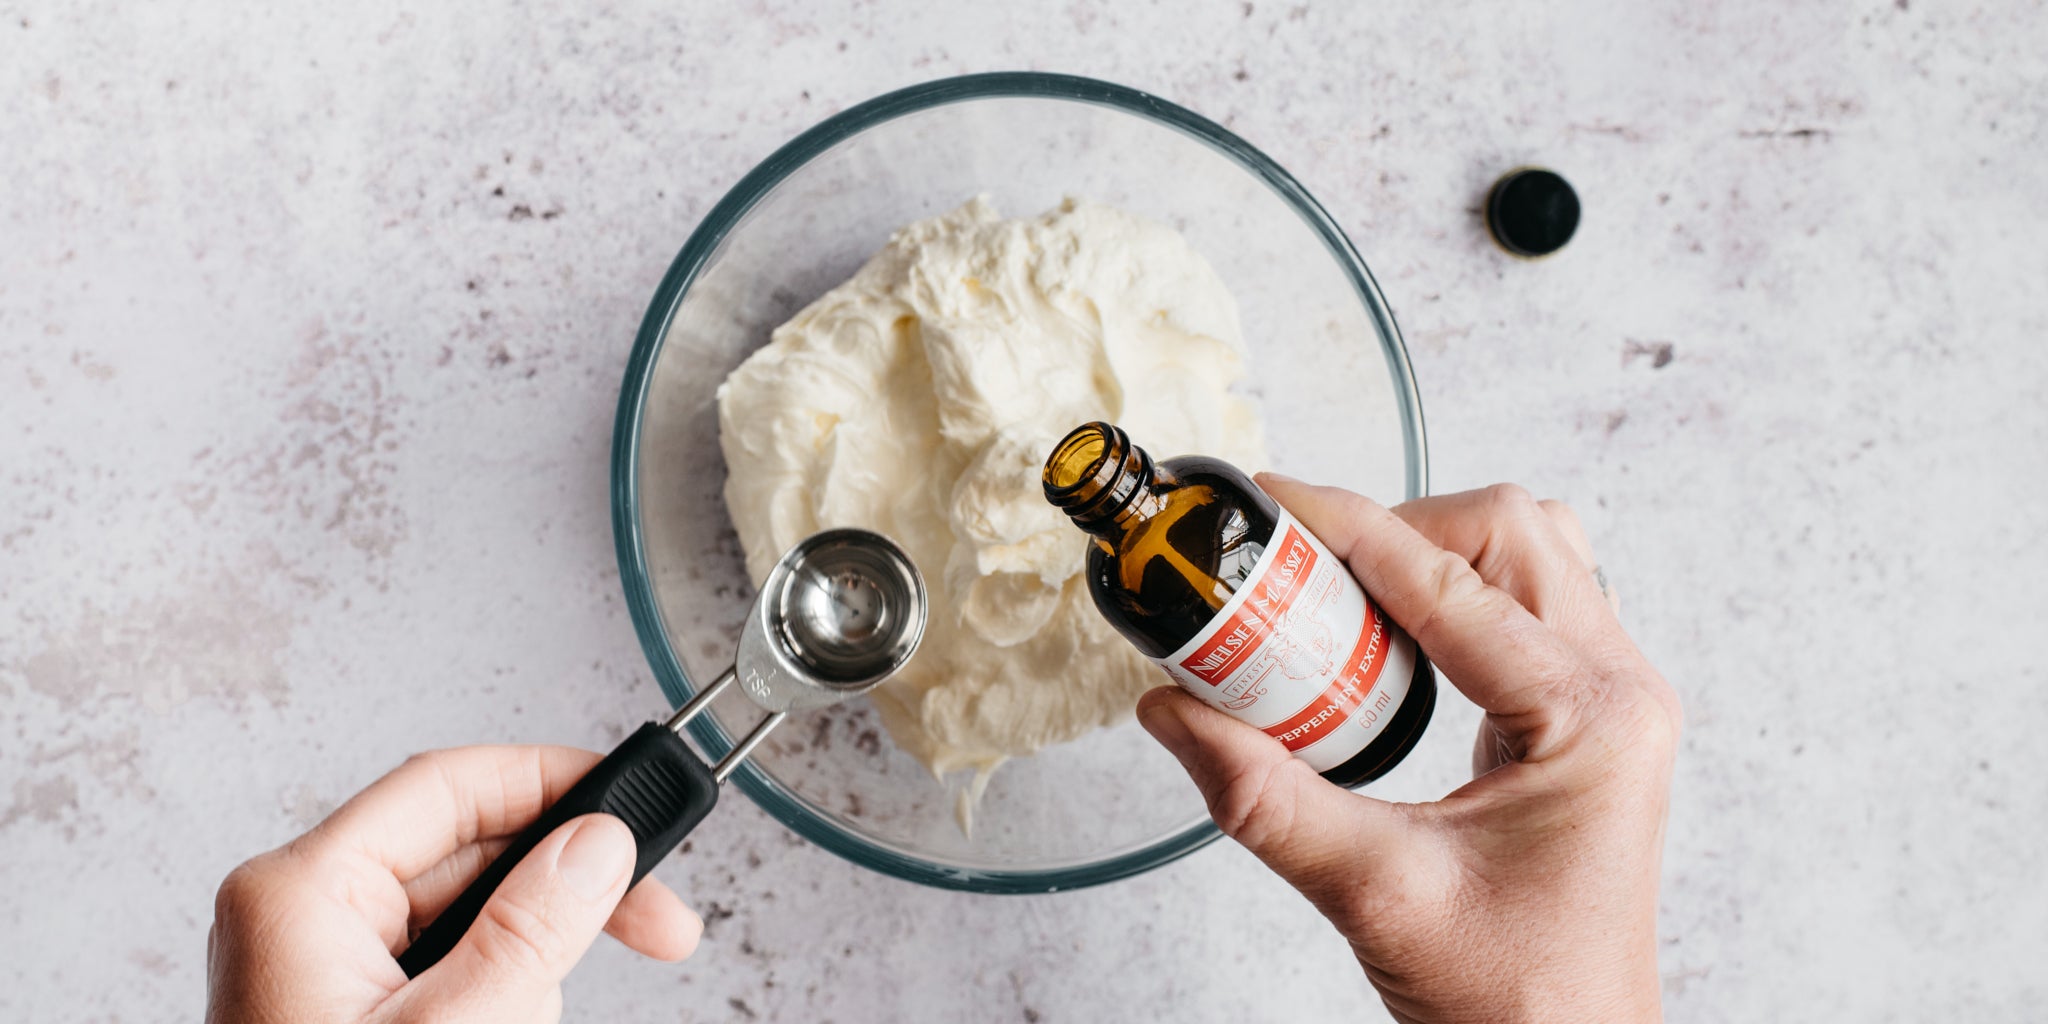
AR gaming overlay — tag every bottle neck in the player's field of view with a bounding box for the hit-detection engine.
[1043,422,1168,539]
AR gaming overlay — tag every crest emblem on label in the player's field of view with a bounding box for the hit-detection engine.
[1156,511,1415,772]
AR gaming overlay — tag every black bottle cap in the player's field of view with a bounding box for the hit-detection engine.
[1486,168,1579,258]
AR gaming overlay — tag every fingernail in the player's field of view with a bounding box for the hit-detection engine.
[557,816,633,902]
[1138,694,1196,766]
[1255,471,1302,490]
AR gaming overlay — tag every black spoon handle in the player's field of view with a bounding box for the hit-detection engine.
[396,722,720,978]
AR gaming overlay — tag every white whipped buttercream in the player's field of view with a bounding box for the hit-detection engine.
[716,196,1267,806]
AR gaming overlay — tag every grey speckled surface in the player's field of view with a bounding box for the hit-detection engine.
[5,1,2046,1021]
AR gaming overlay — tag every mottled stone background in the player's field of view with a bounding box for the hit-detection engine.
[4,1,2044,1021]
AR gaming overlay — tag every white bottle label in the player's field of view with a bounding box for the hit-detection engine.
[1153,509,1417,773]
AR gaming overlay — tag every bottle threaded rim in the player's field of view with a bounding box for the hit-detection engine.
[1043,421,1151,528]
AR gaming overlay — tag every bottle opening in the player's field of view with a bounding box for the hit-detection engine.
[1043,422,1154,532]
[1045,425,1111,493]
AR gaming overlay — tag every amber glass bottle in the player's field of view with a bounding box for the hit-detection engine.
[1043,422,1434,788]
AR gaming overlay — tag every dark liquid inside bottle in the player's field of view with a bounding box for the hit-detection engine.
[1043,422,1434,788]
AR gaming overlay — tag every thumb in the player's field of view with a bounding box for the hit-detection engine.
[1138,687,1406,897]
[407,814,635,1019]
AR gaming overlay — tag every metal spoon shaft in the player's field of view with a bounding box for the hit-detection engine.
[664,666,737,734]
[714,711,787,782]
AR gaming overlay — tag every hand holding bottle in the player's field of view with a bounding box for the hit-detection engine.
[1044,422,1436,785]
[1139,477,1680,1024]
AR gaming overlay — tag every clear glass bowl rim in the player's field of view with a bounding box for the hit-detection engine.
[610,71,1430,894]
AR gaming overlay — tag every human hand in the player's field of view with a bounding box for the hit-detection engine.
[206,746,703,1023]
[1138,479,1680,1024]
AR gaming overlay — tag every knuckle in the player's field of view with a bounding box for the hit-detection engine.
[213,855,293,928]
[471,889,569,975]
[1577,674,1685,779]
[1207,757,1303,854]
[398,749,453,777]
[1481,482,1540,518]
[213,862,267,920]
[1410,549,1491,646]
[1641,675,1686,751]
[1536,497,1581,527]
[1319,811,1442,938]
[1326,876,1413,944]
[395,749,468,803]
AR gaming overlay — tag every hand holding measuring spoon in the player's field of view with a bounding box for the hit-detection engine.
[205,530,927,1022]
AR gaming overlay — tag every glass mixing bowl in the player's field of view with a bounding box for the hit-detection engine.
[611,73,1427,893]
